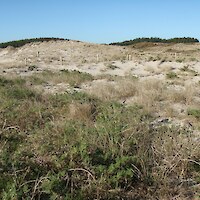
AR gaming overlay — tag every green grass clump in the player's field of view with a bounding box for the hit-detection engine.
[188,108,200,118]
[166,71,178,79]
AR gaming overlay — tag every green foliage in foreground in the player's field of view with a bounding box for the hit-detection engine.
[110,37,199,46]
[0,76,199,199]
[188,108,200,119]
[0,37,69,48]
[166,71,178,79]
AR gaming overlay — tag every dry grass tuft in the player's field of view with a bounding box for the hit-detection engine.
[86,77,138,101]
[166,84,198,105]
[68,102,96,122]
[151,128,200,199]
[127,79,165,113]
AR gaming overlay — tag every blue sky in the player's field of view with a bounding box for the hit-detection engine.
[1,0,200,43]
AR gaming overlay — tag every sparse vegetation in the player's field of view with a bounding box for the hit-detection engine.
[176,58,185,63]
[190,57,198,62]
[180,66,198,76]
[106,63,119,70]
[181,65,190,72]
[29,69,94,87]
[28,65,38,71]
[86,77,139,101]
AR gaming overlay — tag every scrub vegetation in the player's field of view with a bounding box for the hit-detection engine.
[0,38,69,48]
[0,74,199,200]
[110,37,199,46]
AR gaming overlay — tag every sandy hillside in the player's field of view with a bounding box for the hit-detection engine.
[0,40,200,76]
[1,40,200,129]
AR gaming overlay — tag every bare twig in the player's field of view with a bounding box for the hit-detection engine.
[68,168,95,181]
[31,176,49,200]
[0,126,20,134]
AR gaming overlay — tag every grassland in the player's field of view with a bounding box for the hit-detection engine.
[0,70,199,199]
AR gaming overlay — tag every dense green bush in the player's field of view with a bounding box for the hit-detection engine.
[0,37,69,48]
[166,71,178,79]
[110,37,199,46]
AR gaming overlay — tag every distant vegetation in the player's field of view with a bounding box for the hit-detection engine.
[1,37,198,49]
[110,37,199,46]
[0,37,69,48]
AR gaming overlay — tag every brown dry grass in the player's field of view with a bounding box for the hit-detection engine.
[86,77,138,101]
[151,128,199,199]
[165,84,199,108]
[68,102,96,122]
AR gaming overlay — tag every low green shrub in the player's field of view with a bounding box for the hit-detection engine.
[106,64,119,70]
[188,108,200,118]
[166,71,178,79]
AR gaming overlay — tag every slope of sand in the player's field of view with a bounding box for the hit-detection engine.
[0,40,200,77]
[1,40,200,129]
